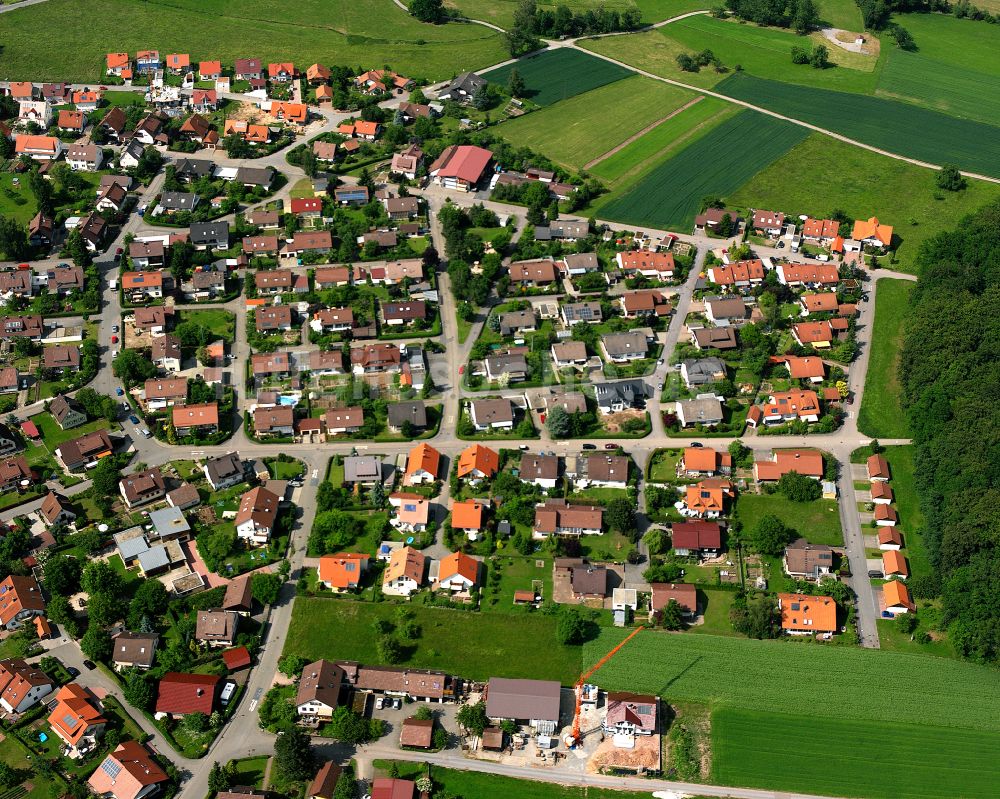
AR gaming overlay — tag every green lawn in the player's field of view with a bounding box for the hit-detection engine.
[0,733,67,799]
[569,486,629,503]
[858,278,912,438]
[229,755,270,788]
[727,132,1000,273]
[717,72,1000,179]
[484,48,632,106]
[647,448,682,481]
[712,706,1000,799]
[688,588,740,637]
[283,597,584,684]
[0,0,507,82]
[266,457,305,480]
[497,75,696,170]
[815,0,861,28]
[177,308,236,343]
[0,172,38,225]
[589,96,735,184]
[596,110,809,230]
[377,760,681,799]
[879,445,930,581]
[481,554,553,612]
[31,412,111,449]
[735,492,842,546]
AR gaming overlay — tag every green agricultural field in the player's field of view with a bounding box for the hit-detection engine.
[581,16,878,93]
[734,492,843,546]
[712,707,1000,799]
[584,629,1000,730]
[717,73,1000,178]
[858,279,913,438]
[442,0,708,28]
[727,133,1000,273]
[0,0,506,82]
[497,75,696,170]
[589,96,734,182]
[484,48,632,106]
[284,597,584,684]
[596,110,808,230]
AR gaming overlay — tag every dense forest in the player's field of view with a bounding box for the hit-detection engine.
[900,200,1000,662]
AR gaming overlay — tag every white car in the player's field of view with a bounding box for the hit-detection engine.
[112,350,119,359]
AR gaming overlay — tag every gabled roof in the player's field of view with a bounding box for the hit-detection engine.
[384,546,425,585]
[883,579,914,610]
[450,500,485,530]
[437,551,479,585]
[155,672,219,714]
[456,444,499,478]
[318,553,370,589]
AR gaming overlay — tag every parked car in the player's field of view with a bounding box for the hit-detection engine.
[112,324,119,333]
[582,443,596,450]
[67,667,80,677]
[604,443,617,450]
[111,335,118,343]
[128,414,140,425]
[518,444,529,451]
[116,387,124,396]
[140,428,152,438]
[867,570,884,579]
[82,660,96,670]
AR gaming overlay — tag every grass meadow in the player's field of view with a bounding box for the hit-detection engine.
[596,110,808,230]
[858,278,913,438]
[284,597,583,684]
[484,48,632,106]
[734,492,843,546]
[497,76,696,170]
[727,133,1000,273]
[712,707,1000,799]
[717,73,1000,178]
[876,13,1000,126]
[0,0,506,81]
[581,15,878,92]
[441,0,708,28]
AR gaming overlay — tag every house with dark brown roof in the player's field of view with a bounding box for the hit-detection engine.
[43,345,80,372]
[195,609,239,647]
[111,632,158,671]
[296,659,345,724]
[119,468,166,509]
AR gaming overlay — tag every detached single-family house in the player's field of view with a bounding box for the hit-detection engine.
[784,538,834,580]
[382,546,425,597]
[234,486,281,545]
[468,398,515,431]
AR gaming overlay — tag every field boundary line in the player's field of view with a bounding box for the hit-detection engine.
[593,105,736,194]
[584,95,704,169]
[568,41,1000,185]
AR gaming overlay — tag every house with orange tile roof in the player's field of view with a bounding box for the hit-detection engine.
[15,134,64,161]
[382,546,425,596]
[679,446,731,477]
[870,481,894,505]
[791,320,838,348]
[0,574,46,631]
[801,218,840,243]
[404,443,440,486]
[456,443,500,481]
[707,259,766,289]
[436,551,479,594]
[88,741,168,799]
[883,580,914,614]
[450,500,487,540]
[867,454,890,481]
[318,553,370,592]
[882,550,909,580]
[753,449,824,482]
[778,593,837,635]
[390,495,430,533]
[682,480,734,519]
[874,504,898,527]
[199,61,222,80]
[106,52,131,76]
[48,683,107,754]
[777,262,840,288]
[306,63,331,84]
[851,216,894,250]
[268,62,295,81]
[776,355,825,382]
[748,390,822,428]
[165,53,190,74]
[877,527,902,550]
[271,102,308,124]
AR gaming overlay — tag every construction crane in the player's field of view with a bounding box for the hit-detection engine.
[565,625,645,748]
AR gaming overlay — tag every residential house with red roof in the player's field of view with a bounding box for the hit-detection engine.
[88,741,168,799]
[155,672,220,718]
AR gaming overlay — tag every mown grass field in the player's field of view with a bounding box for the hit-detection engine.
[858,279,913,438]
[815,0,862,28]
[875,15,1000,127]
[284,597,583,684]
[712,707,1000,799]
[727,133,1000,273]
[177,308,236,343]
[0,0,506,81]
[734,492,843,546]
[717,73,1000,178]
[596,110,808,230]
[0,173,38,226]
[584,630,1000,730]
[880,445,930,580]
[497,76,696,169]
[589,96,734,181]
[581,16,878,93]
[442,0,707,27]
[484,48,632,106]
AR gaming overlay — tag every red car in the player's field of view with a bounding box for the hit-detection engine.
[111,335,119,344]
